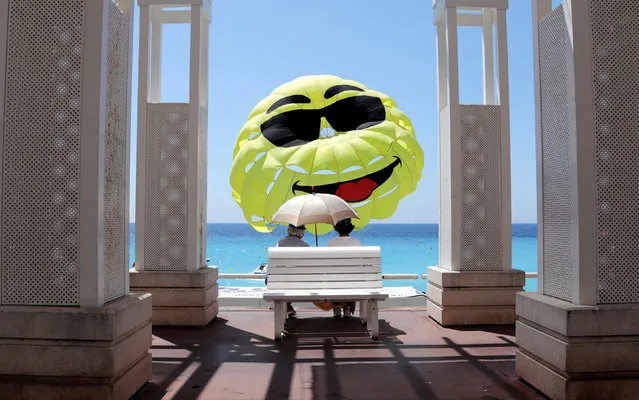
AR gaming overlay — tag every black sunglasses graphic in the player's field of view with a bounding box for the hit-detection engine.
[260,95,386,148]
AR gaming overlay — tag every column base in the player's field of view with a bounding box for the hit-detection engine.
[130,266,219,326]
[0,293,152,400]
[426,266,525,326]
[516,292,639,400]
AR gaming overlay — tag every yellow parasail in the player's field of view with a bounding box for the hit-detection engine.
[230,75,424,234]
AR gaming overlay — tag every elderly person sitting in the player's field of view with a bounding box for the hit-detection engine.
[277,224,310,248]
[327,218,362,247]
[273,224,309,317]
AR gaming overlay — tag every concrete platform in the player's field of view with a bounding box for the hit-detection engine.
[0,293,153,400]
[132,307,545,400]
[516,292,639,400]
[427,267,525,326]
[130,266,219,326]
[218,285,428,308]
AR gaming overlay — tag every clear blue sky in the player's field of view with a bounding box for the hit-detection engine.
[129,1,548,224]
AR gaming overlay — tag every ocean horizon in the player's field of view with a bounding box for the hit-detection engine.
[129,223,538,292]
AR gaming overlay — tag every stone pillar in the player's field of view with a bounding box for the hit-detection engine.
[0,1,151,398]
[517,1,639,399]
[131,0,218,326]
[427,0,525,326]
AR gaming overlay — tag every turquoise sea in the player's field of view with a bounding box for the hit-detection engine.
[129,223,538,292]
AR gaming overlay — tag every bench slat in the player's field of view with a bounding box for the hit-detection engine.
[266,273,381,282]
[266,280,382,290]
[267,265,381,275]
[268,246,381,259]
[263,292,388,301]
[268,258,380,267]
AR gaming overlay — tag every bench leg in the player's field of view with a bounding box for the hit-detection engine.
[367,299,379,340]
[274,300,286,341]
[359,300,368,324]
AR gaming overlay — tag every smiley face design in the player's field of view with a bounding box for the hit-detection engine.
[230,75,424,234]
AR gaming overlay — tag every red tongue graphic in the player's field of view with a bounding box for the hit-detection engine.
[335,178,378,202]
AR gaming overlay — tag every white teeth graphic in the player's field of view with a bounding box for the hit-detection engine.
[266,181,274,194]
[367,156,384,166]
[341,165,363,173]
[350,200,372,208]
[312,169,337,175]
[254,152,265,161]
[273,168,282,180]
[245,161,255,173]
[320,127,336,138]
[376,184,399,199]
[286,165,308,174]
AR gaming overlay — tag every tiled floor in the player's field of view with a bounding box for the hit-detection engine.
[133,307,546,400]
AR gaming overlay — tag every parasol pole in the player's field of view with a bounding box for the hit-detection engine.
[311,186,319,247]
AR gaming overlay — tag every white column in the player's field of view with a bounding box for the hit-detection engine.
[444,6,462,274]
[132,0,217,327]
[135,3,150,271]
[495,8,512,272]
[199,6,210,267]
[0,1,151,396]
[187,4,202,273]
[0,0,136,308]
[78,0,109,307]
[570,0,598,306]
[150,6,162,102]
[435,20,448,111]
[481,8,495,105]
[532,0,552,294]
[428,0,522,326]
[518,1,639,398]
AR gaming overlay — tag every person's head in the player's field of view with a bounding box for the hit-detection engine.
[287,224,306,238]
[334,218,355,236]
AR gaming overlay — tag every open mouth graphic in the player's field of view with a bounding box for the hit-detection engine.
[292,157,402,203]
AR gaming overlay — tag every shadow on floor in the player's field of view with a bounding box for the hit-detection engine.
[133,310,546,400]
[283,315,406,339]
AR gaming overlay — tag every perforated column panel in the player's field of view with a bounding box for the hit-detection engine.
[103,1,129,303]
[144,103,189,271]
[458,105,502,271]
[538,5,574,302]
[1,0,84,305]
[590,0,639,304]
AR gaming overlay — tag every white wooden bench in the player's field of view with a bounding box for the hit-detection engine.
[262,246,388,341]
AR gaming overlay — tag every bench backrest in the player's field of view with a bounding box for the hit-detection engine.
[266,246,382,290]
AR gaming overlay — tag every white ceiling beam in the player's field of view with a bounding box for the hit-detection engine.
[457,13,483,26]
[159,9,190,24]
[433,0,508,10]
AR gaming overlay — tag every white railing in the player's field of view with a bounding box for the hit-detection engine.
[218,272,539,281]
